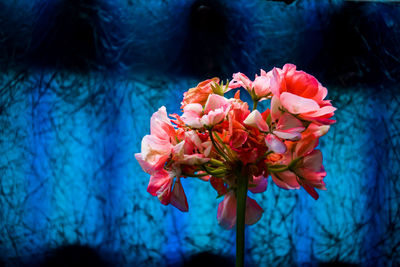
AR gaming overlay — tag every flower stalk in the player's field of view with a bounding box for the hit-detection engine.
[235,165,248,267]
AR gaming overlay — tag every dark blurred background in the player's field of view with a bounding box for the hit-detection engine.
[0,0,399,266]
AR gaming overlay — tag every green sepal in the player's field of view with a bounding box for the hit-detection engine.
[266,113,271,127]
[288,157,302,171]
[269,164,287,169]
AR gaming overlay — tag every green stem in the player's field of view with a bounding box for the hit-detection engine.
[201,165,226,177]
[209,158,225,167]
[252,98,258,111]
[213,131,234,160]
[268,166,289,173]
[209,130,230,161]
[181,172,209,178]
[236,167,248,267]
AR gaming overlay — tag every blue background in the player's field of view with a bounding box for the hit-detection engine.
[0,0,399,266]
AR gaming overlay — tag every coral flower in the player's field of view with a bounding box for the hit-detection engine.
[136,107,211,212]
[135,106,175,174]
[136,64,336,244]
[271,64,336,125]
[229,69,278,100]
[269,123,330,199]
[243,110,304,154]
[181,94,230,128]
[181,78,220,109]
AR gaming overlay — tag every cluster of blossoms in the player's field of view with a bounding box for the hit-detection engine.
[135,64,336,229]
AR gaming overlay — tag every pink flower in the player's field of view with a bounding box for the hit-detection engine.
[243,110,304,154]
[270,125,329,200]
[270,171,300,190]
[229,69,278,100]
[294,149,327,200]
[271,148,327,200]
[135,106,175,174]
[294,123,330,157]
[180,103,204,128]
[136,107,207,212]
[271,64,336,125]
[171,131,210,165]
[217,191,264,229]
[181,78,219,109]
[229,73,252,91]
[146,168,174,205]
[181,94,230,128]
[136,65,336,226]
[145,168,189,212]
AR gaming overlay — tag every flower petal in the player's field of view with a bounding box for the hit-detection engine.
[170,179,189,212]
[181,78,218,108]
[302,150,323,172]
[314,83,328,104]
[200,108,226,127]
[301,183,319,200]
[245,197,264,225]
[243,110,269,132]
[271,171,300,189]
[295,135,319,157]
[277,112,304,130]
[230,72,252,91]
[297,168,326,189]
[271,95,283,122]
[217,191,237,229]
[273,129,302,140]
[280,92,320,114]
[253,76,270,97]
[181,104,203,128]
[184,130,203,151]
[266,68,280,97]
[140,135,172,163]
[147,170,169,196]
[183,103,203,114]
[135,153,168,175]
[249,175,268,193]
[302,105,337,118]
[202,141,212,157]
[204,94,229,114]
[181,154,210,165]
[265,134,286,154]
[210,177,227,195]
[147,170,173,205]
[150,106,175,139]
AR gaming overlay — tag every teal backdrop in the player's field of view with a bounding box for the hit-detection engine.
[0,0,399,266]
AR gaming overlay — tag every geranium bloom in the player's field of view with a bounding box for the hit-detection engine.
[270,148,326,200]
[181,94,230,128]
[181,78,219,109]
[172,131,210,165]
[135,107,211,212]
[269,123,330,199]
[136,64,336,236]
[135,106,175,174]
[229,69,278,100]
[215,91,264,165]
[243,109,304,154]
[271,64,336,125]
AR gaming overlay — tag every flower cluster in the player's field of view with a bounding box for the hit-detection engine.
[135,64,336,229]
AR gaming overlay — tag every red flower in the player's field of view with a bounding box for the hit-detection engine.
[271,64,336,125]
